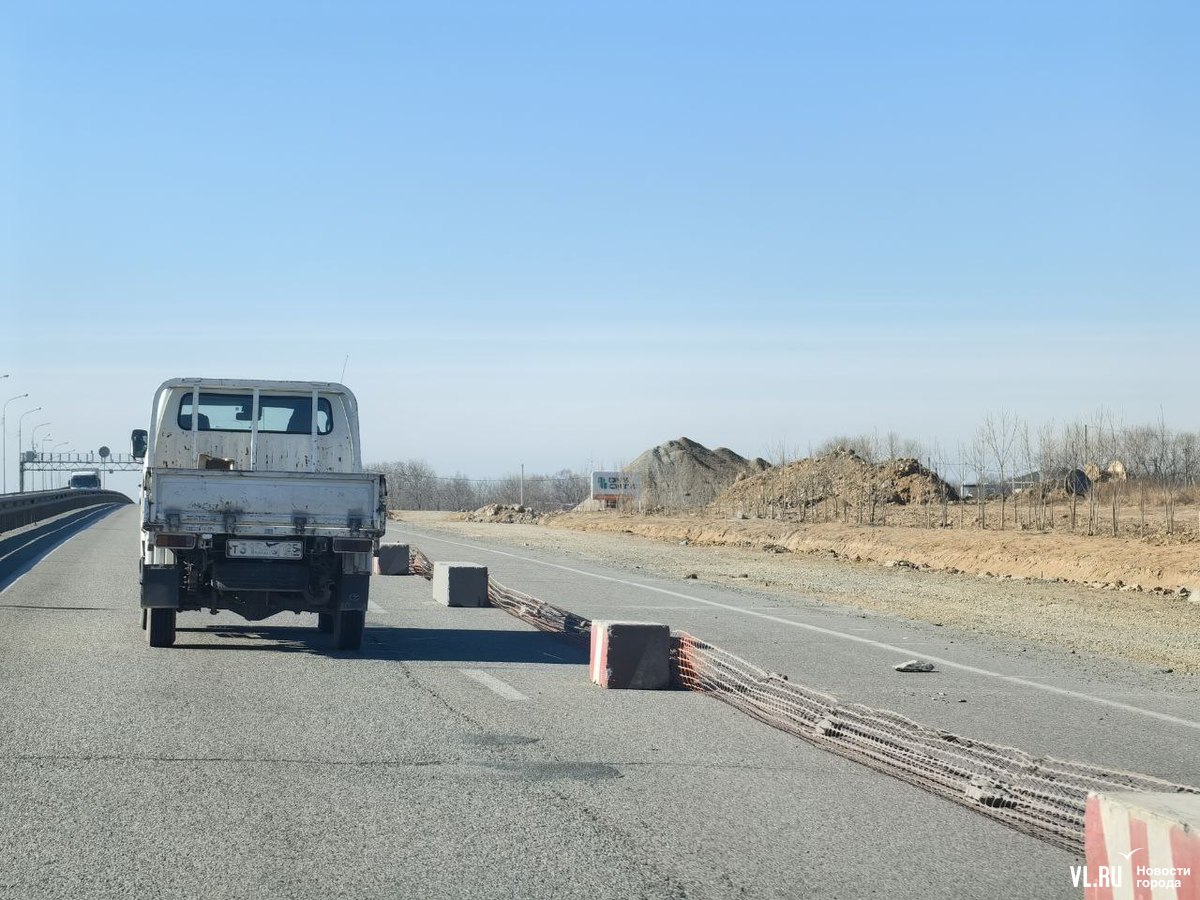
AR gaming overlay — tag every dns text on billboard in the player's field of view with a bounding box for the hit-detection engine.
[591,472,640,501]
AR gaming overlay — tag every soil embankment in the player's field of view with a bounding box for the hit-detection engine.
[545,512,1200,595]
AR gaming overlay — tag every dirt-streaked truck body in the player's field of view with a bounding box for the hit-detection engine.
[132,378,386,650]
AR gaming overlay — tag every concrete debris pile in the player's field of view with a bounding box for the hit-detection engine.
[716,447,959,513]
[464,504,541,524]
[893,659,936,673]
[628,437,771,510]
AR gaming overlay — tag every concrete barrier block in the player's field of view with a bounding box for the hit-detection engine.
[589,621,670,690]
[376,543,410,576]
[1084,791,1200,899]
[433,562,488,608]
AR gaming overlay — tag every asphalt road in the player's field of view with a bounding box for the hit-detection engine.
[0,506,1131,899]
[389,522,1200,782]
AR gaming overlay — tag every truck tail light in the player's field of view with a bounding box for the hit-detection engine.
[333,538,373,553]
[155,533,196,550]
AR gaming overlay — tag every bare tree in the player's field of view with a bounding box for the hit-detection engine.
[481,473,525,507]
[978,412,1020,530]
[764,437,799,467]
[884,431,924,461]
[966,433,992,528]
[405,460,437,510]
[442,473,478,511]
[549,468,587,508]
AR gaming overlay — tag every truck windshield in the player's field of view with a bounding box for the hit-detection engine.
[178,393,334,435]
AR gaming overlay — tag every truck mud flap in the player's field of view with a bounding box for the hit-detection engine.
[340,573,369,611]
[141,564,180,609]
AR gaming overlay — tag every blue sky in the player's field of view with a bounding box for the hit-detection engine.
[2,1,1197,492]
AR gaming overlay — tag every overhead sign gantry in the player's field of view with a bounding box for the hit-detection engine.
[19,448,142,492]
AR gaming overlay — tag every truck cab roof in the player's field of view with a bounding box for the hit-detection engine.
[146,378,364,473]
[155,377,356,394]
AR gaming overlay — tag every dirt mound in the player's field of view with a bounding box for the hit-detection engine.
[716,448,958,515]
[463,504,541,524]
[572,497,608,512]
[879,457,960,505]
[629,437,771,509]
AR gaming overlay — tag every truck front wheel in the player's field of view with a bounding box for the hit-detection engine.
[146,608,176,648]
[333,609,364,651]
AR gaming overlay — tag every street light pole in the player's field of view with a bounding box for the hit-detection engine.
[52,442,69,490]
[16,407,42,493]
[31,424,51,491]
[39,437,53,490]
[31,422,51,453]
[2,392,30,494]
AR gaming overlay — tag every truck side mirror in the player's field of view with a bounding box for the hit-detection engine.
[131,429,148,460]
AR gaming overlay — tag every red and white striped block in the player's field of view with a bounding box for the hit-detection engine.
[589,621,670,690]
[1083,792,1199,900]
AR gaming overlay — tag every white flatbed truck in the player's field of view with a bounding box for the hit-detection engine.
[131,378,387,650]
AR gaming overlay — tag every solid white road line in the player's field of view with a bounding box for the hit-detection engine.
[395,528,1200,732]
[459,669,530,701]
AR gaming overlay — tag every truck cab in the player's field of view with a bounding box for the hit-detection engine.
[132,378,387,651]
[67,470,102,490]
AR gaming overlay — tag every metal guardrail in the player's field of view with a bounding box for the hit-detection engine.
[0,489,133,534]
[409,543,1199,854]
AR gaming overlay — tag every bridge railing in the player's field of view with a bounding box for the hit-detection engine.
[0,489,133,534]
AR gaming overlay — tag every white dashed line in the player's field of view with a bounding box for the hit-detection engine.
[459,669,530,701]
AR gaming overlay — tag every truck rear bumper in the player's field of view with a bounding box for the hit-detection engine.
[141,564,180,609]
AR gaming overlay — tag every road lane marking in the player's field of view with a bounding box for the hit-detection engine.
[459,669,530,701]
[0,506,121,595]
[396,529,1200,732]
[368,600,387,614]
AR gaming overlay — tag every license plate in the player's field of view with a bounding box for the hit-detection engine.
[226,540,303,560]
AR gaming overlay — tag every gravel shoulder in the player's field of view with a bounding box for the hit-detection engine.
[396,511,1200,674]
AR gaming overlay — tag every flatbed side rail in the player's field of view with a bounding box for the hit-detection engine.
[144,469,387,537]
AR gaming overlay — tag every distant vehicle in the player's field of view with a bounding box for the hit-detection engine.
[131,378,387,650]
[67,470,102,490]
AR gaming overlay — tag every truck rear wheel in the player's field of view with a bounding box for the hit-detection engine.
[333,609,364,651]
[317,613,334,633]
[146,608,176,647]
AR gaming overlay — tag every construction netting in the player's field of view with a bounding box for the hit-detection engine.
[408,546,589,642]
[404,544,1198,853]
[671,632,1197,852]
[410,547,433,579]
[485,579,591,643]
